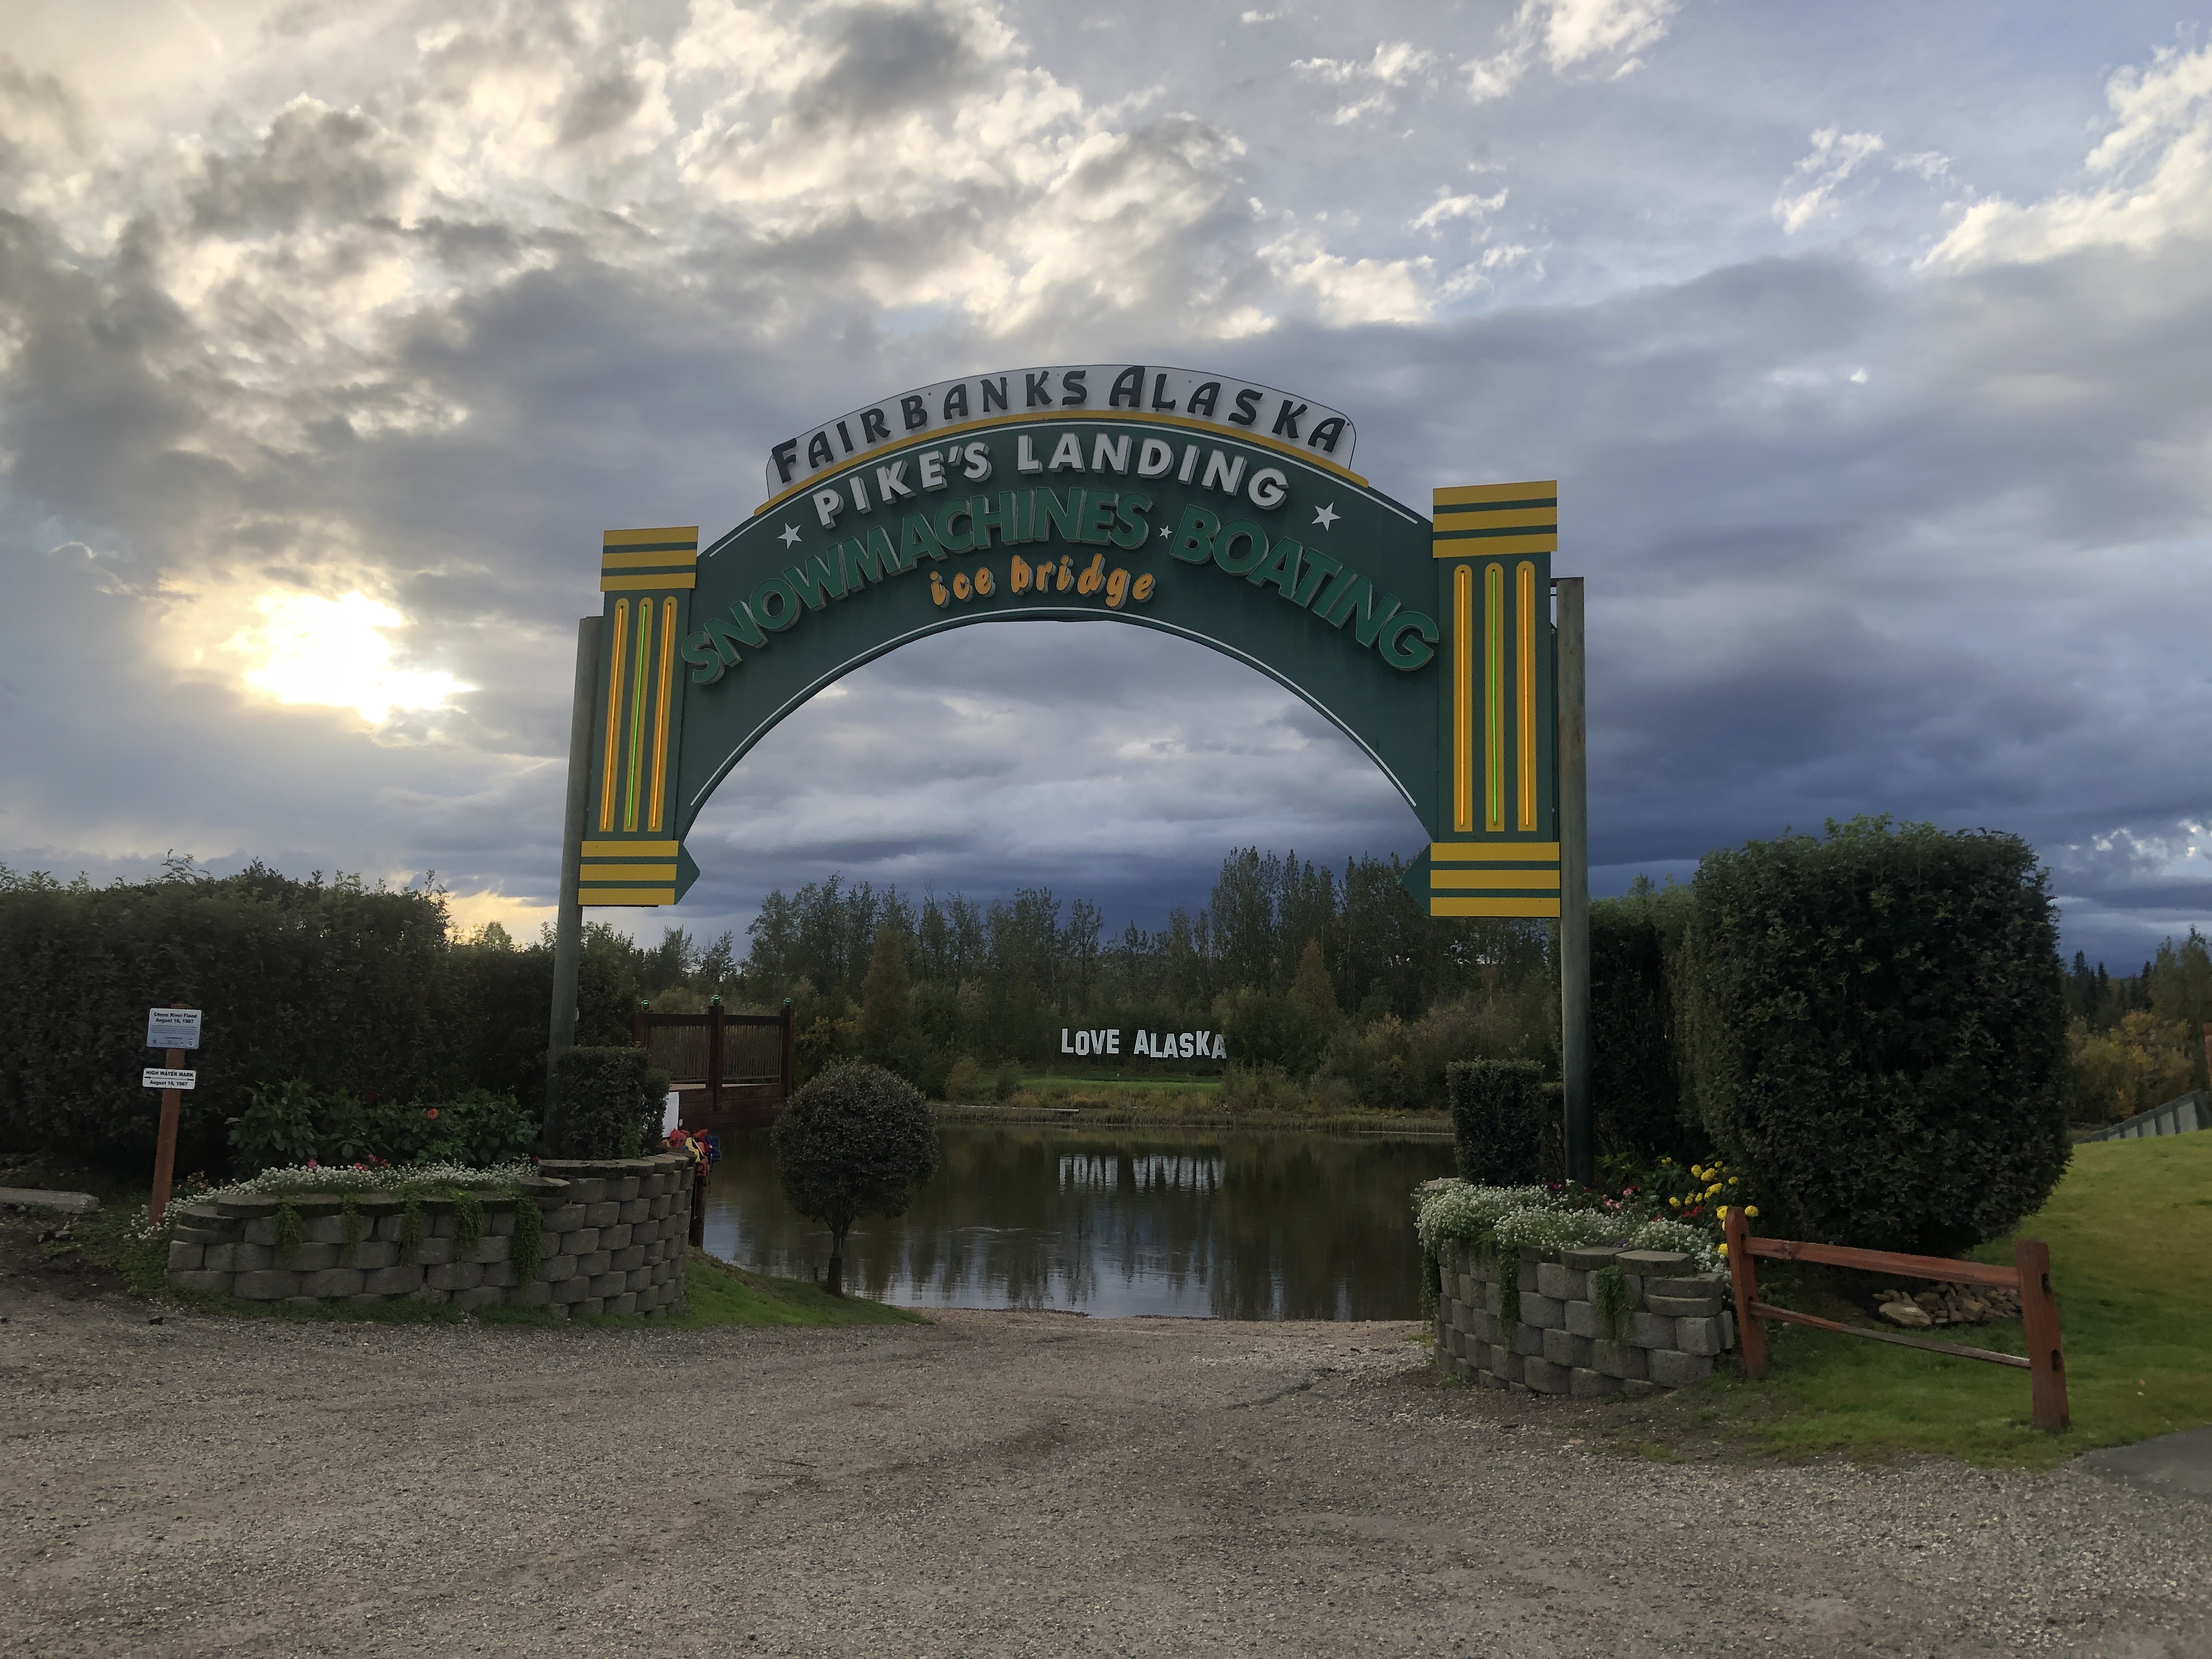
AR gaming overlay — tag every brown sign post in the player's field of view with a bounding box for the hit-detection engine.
[144,1007,202,1226]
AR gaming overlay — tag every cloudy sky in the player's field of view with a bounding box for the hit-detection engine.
[3,0,2209,968]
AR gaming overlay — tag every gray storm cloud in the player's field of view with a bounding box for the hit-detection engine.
[1,0,2207,964]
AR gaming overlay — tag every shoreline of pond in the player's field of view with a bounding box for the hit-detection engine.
[930,1104,1453,1137]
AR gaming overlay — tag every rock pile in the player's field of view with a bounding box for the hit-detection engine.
[1874,1282,2020,1328]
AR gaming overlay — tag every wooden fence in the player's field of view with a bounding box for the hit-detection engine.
[1722,1207,2068,1431]
[634,1002,794,1135]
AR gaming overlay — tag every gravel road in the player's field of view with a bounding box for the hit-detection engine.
[5,1287,2209,1658]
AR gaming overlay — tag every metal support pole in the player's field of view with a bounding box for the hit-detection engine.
[1556,577,1593,1186]
[546,614,601,1133]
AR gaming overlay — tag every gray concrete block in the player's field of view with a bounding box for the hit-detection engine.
[243,1218,278,1246]
[1621,1378,1661,1399]
[275,1241,336,1271]
[505,1280,551,1307]
[1720,1311,1737,1350]
[1543,1328,1593,1369]
[1649,1349,1715,1388]
[233,1269,300,1300]
[411,1286,452,1305]
[362,1265,425,1295]
[345,1241,398,1270]
[1536,1263,1588,1301]
[167,1268,233,1295]
[172,1222,234,1244]
[1565,1300,1602,1339]
[1591,1340,1649,1380]
[479,1261,517,1288]
[1522,1357,1570,1395]
[537,1231,560,1260]
[303,1215,353,1246]
[607,1291,639,1316]
[409,1237,454,1267]
[540,1203,587,1232]
[584,1201,620,1228]
[1571,1367,1622,1398]
[578,1296,605,1316]
[648,1194,672,1220]
[620,1198,651,1223]
[601,1223,633,1251]
[466,1236,511,1265]
[578,1250,612,1278]
[1630,1311,1678,1349]
[631,1218,662,1246]
[1496,1349,1523,1384]
[488,1211,516,1237]
[1516,1259,1541,1293]
[1649,1275,1726,1300]
[300,1267,366,1297]
[561,1228,600,1257]
[167,1240,205,1272]
[1521,1293,1565,1329]
[538,1254,578,1285]
[374,1214,410,1243]
[611,1177,642,1201]
[563,1178,607,1205]
[1647,1293,1725,1318]
[1561,1245,1622,1271]
[428,1214,455,1238]
[553,1275,593,1303]
[1616,1250,1693,1274]
[451,1286,505,1312]
[625,1267,651,1291]
[426,1262,484,1292]
[1511,1323,1545,1356]
[589,1271,628,1298]
[1675,1316,1724,1357]
[1457,1272,1476,1305]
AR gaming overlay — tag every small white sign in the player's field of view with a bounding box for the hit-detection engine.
[146,1008,202,1050]
[143,1068,197,1091]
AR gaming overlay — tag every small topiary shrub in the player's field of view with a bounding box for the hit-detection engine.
[1678,816,2070,1255]
[550,1047,669,1159]
[1446,1059,1547,1187]
[770,1061,939,1296]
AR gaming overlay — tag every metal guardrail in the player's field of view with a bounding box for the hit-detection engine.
[2081,1090,2210,1143]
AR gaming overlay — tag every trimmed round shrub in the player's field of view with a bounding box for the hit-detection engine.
[771,1061,939,1295]
[1678,817,2069,1254]
[1447,1059,1547,1187]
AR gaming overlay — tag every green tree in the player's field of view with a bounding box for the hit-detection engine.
[1287,936,1341,1031]
[770,1062,939,1295]
[857,923,913,1069]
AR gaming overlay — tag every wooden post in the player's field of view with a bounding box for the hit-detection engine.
[1724,1205,1769,1379]
[707,996,725,1118]
[149,1046,185,1226]
[2200,1023,2211,1095]
[689,1161,707,1248]
[780,998,795,1101]
[1555,577,1593,1186]
[2016,1238,2069,1432]
[631,1000,647,1049]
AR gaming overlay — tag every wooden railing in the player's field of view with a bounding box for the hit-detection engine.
[1722,1207,2068,1431]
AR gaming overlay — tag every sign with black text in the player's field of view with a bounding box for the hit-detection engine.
[146,1007,202,1049]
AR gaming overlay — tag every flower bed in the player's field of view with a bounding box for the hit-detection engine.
[157,1154,693,1317]
[1416,1177,1737,1395]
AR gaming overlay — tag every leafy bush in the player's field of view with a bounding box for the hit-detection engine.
[226,1081,538,1173]
[1447,1059,1547,1186]
[1320,992,1551,1112]
[550,1048,669,1159]
[771,1062,939,1295]
[1589,901,1695,1159]
[1678,817,2070,1255]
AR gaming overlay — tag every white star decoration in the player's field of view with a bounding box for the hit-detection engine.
[1312,504,1339,530]
[778,524,802,546]
[1158,524,1173,540]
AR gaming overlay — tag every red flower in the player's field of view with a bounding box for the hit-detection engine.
[426,1108,439,1121]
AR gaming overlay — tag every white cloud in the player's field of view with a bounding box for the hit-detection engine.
[1464,0,1676,103]
[1773,127,1885,234]
[1291,40,1435,125]
[1925,43,2212,268]
[1412,187,1509,232]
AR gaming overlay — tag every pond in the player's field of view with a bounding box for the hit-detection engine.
[699,1121,1456,1319]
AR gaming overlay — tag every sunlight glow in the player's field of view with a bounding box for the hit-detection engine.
[230,590,470,724]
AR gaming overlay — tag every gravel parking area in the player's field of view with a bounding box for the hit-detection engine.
[4,1286,2209,1658]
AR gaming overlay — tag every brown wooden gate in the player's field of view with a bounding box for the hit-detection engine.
[634,1002,794,1135]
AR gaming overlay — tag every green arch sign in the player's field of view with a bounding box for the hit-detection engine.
[571,364,1561,922]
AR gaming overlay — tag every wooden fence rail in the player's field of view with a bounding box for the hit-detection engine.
[1722,1208,2068,1431]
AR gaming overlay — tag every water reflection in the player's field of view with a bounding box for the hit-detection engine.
[700,1123,1454,1319]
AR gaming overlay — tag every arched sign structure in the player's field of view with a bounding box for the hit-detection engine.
[566,363,1564,924]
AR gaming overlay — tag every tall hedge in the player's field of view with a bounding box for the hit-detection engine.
[0,863,643,1176]
[1589,903,1691,1160]
[549,1047,669,1159]
[1678,817,2069,1255]
[1446,1059,1547,1186]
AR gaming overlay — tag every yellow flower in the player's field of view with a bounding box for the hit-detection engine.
[1718,1242,1729,1255]
[1729,1177,1739,1186]
[1668,1196,1681,1209]
[1746,1205,1760,1218]
[1718,1204,1729,1219]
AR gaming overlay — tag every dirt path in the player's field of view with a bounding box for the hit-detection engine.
[4,1286,2209,1658]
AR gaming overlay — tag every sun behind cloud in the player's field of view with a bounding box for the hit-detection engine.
[228,590,472,725]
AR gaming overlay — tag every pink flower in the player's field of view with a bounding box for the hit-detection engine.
[307,1160,319,1169]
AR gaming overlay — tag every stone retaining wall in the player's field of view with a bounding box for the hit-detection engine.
[1434,1240,1737,1396]
[162,1153,692,1318]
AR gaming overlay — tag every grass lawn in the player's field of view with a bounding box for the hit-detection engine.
[1595,1132,2212,1469]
